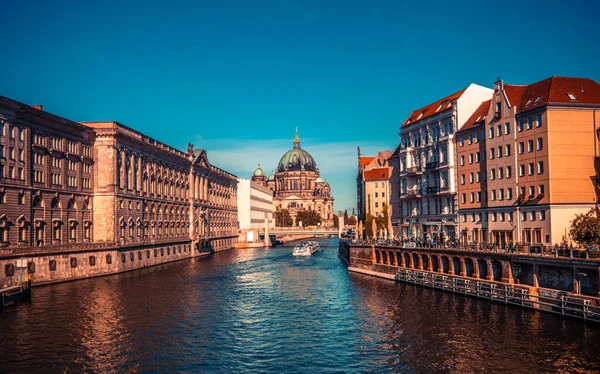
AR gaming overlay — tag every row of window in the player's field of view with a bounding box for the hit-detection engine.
[460,162,544,185]
[3,245,191,276]
[119,223,189,238]
[458,114,543,147]
[32,134,92,157]
[518,138,543,154]
[0,222,92,245]
[519,162,544,176]
[0,165,24,180]
[460,184,545,204]
[461,166,513,185]
[401,122,454,148]
[32,169,91,188]
[460,152,481,165]
[0,123,25,141]
[518,115,543,132]
[461,210,546,223]
[0,145,24,161]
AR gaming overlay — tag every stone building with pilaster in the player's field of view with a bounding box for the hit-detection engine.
[0,95,238,287]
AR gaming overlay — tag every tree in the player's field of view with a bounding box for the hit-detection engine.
[333,214,339,228]
[365,206,389,238]
[275,209,293,227]
[347,216,357,225]
[343,210,349,225]
[376,205,389,229]
[295,209,322,227]
[365,214,375,238]
[569,208,600,248]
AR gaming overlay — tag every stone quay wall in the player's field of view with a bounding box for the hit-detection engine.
[339,241,600,322]
[0,236,251,287]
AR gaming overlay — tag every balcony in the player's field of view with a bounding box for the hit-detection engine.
[426,186,440,194]
[406,166,423,175]
[406,188,422,198]
[425,161,439,170]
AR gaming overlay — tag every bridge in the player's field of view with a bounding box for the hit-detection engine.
[268,228,340,236]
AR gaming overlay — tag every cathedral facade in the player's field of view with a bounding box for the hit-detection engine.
[252,132,334,228]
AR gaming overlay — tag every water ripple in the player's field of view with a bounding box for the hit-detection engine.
[1,238,600,373]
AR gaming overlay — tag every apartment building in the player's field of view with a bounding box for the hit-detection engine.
[395,84,493,241]
[457,77,600,246]
[357,149,392,221]
[455,100,490,244]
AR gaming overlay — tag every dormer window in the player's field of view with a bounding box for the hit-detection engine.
[534,96,542,103]
[437,100,448,112]
[567,93,577,101]
[526,99,532,106]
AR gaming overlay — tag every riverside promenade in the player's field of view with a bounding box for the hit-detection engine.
[339,240,600,322]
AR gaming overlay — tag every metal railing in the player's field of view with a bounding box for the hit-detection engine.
[406,166,423,174]
[395,269,600,322]
[350,240,600,260]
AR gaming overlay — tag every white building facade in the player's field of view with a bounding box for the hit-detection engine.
[237,178,274,243]
[395,83,493,242]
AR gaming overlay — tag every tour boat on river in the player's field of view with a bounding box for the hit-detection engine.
[292,241,321,256]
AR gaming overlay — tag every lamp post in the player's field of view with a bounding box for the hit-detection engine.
[594,107,599,215]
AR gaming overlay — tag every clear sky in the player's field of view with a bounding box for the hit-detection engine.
[1,0,598,212]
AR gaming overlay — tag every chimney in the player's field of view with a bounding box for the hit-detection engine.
[32,105,43,111]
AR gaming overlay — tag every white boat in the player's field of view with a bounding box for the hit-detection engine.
[306,241,321,253]
[292,241,320,256]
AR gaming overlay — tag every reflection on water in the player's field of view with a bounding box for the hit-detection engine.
[1,238,599,373]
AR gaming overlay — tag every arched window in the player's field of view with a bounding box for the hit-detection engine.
[51,197,61,209]
[32,196,43,208]
[67,198,76,210]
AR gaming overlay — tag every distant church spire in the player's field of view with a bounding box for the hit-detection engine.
[294,127,300,149]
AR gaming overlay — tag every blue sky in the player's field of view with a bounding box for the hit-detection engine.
[1,0,598,212]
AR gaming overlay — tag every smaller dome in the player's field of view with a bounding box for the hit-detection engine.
[316,177,325,183]
[253,166,264,177]
[268,174,275,181]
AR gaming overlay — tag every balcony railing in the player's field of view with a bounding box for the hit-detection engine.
[406,166,423,175]
[425,161,439,170]
[426,186,440,194]
[406,188,422,197]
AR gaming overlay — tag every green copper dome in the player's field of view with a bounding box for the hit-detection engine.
[253,165,264,177]
[268,174,275,181]
[316,177,325,183]
[276,132,318,173]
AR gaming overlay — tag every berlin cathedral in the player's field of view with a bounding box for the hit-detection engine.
[251,132,334,228]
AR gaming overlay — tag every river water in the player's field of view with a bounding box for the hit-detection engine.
[1,238,599,373]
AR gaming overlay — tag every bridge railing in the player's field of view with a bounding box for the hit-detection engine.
[350,240,600,260]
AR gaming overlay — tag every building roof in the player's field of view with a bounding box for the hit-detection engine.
[458,100,491,133]
[359,157,375,168]
[276,132,318,173]
[0,95,92,133]
[363,151,392,171]
[401,88,467,128]
[516,76,600,113]
[364,168,389,181]
[503,84,528,108]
